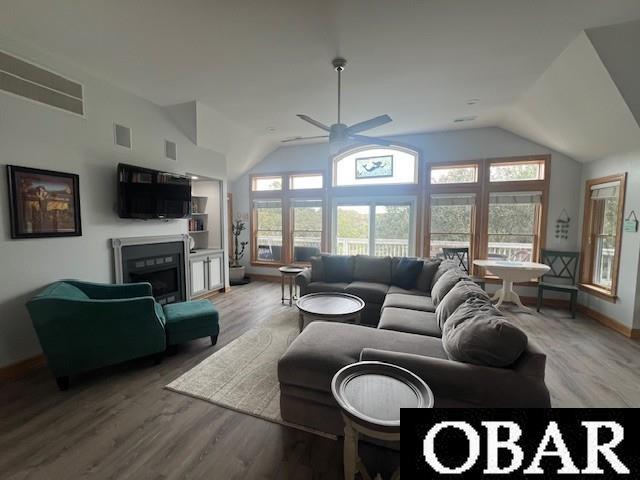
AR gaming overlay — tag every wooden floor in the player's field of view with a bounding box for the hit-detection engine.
[2,281,640,479]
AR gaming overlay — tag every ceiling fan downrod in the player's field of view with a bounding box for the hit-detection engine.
[333,57,346,124]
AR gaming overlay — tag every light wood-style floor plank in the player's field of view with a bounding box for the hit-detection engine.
[1,281,639,479]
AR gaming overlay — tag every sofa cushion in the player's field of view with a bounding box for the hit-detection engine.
[345,281,389,304]
[322,255,354,283]
[306,281,349,294]
[431,259,460,287]
[310,256,324,282]
[378,308,442,337]
[391,258,423,290]
[436,280,490,330]
[278,321,447,393]
[382,293,435,313]
[353,255,392,284]
[431,268,467,306]
[442,298,528,367]
[50,282,90,300]
[387,286,426,296]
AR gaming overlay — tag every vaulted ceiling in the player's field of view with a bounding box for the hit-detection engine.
[1,0,639,177]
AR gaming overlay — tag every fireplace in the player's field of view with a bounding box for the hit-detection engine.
[112,235,190,304]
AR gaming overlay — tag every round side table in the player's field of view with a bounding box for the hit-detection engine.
[279,266,304,306]
[331,361,433,480]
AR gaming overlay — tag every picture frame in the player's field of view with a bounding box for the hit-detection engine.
[355,155,393,179]
[6,165,82,239]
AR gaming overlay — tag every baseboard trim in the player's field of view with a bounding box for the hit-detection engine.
[576,304,637,339]
[0,354,46,382]
[248,273,279,283]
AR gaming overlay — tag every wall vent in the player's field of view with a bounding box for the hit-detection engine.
[165,140,177,160]
[0,49,84,116]
[114,123,132,149]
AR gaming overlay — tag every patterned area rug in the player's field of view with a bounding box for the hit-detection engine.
[165,313,335,438]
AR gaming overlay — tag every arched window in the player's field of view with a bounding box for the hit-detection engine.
[332,145,419,187]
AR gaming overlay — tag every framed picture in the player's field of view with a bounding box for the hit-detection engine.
[7,165,82,239]
[355,155,393,179]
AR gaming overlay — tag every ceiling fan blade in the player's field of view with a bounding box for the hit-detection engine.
[347,114,392,134]
[281,135,329,143]
[349,134,394,147]
[296,114,331,132]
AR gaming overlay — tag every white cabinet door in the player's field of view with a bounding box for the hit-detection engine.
[190,258,208,296]
[207,254,223,290]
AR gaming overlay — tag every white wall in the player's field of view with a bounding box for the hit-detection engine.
[230,128,583,288]
[578,151,640,329]
[0,36,227,367]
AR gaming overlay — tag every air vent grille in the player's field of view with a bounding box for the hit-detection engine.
[0,50,84,115]
[114,123,132,149]
[165,140,177,160]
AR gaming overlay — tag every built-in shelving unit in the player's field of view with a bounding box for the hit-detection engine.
[188,179,225,298]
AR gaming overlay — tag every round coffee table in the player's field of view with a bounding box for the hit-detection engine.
[332,361,433,480]
[296,292,365,332]
[279,266,304,306]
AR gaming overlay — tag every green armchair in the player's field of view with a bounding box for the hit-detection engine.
[27,280,166,390]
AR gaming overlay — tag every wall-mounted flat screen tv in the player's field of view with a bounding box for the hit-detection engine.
[117,163,191,219]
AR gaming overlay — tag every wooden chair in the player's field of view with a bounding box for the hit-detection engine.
[441,247,485,290]
[536,249,580,318]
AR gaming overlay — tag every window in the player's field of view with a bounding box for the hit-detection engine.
[429,194,476,258]
[430,165,478,184]
[291,199,323,262]
[336,205,370,255]
[334,200,414,257]
[580,174,626,297]
[333,147,418,186]
[253,199,282,262]
[252,176,282,191]
[290,174,323,190]
[425,156,549,273]
[489,160,545,182]
[250,172,325,265]
[487,192,541,262]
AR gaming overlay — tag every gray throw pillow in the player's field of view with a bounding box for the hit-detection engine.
[310,256,324,282]
[431,268,467,306]
[435,280,490,331]
[431,259,460,288]
[416,259,441,293]
[442,298,528,367]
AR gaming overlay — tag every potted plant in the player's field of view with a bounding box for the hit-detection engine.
[229,216,249,283]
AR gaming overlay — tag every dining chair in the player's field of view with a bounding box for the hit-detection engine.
[536,249,580,318]
[442,247,486,290]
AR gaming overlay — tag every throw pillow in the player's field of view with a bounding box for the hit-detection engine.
[322,255,354,283]
[431,259,460,288]
[435,280,490,331]
[431,268,467,306]
[391,258,423,290]
[442,298,528,367]
[416,259,441,293]
[309,256,324,282]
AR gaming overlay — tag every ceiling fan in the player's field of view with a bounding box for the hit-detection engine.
[282,58,393,153]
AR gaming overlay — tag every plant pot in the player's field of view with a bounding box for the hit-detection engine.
[229,265,246,282]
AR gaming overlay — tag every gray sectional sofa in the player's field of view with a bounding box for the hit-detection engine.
[280,254,551,436]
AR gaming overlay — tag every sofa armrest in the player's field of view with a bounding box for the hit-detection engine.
[360,348,550,408]
[296,269,312,296]
[63,279,153,299]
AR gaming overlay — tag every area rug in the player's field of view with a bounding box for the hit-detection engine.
[165,313,335,439]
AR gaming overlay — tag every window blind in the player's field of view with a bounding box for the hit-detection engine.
[590,181,620,200]
[489,191,542,204]
[431,193,476,206]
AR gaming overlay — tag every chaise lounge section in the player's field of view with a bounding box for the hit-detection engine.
[280,254,551,436]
